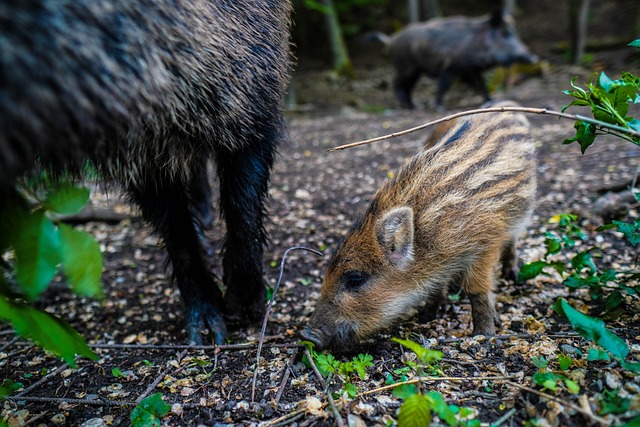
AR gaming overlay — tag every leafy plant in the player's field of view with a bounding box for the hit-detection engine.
[391,337,479,427]
[562,41,640,153]
[306,347,374,398]
[130,393,171,426]
[0,185,102,366]
[519,213,638,316]
[0,379,23,399]
[531,355,580,394]
[553,298,640,372]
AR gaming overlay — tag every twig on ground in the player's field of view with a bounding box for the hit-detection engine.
[355,375,519,398]
[14,362,71,398]
[23,411,47,426]
[490,408,517,427]
[328,106,640,151]
[322,373,345,427]
[251,246,323,402]
[274,350,299,406]
[260,407,306,427]
[303,347,345,427]
[136,349,188,404]
[303,347,327,391]
[505,381,610,425]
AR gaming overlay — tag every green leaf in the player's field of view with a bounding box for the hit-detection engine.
[130,393,171,427]
[570,249,596,274]
[558,354,573,371]
[0,379,24,399]
[518,260,551,282]
[628,39,640,49]
[342,382,358,398]
[619,360,640,373]
[532,355,548,370]
[393,383,418,400]
[352,353,373,380]
[533,372,559,392]
[425,391,459,426]
[398,394,432,427]
[13,210,61,299]
[314,352,339,377]
[599,389,630,415]
[59,224,103,298]
[0,296,97,367]
[563,276,600,296]
[563,121,597,154]
[44,185,90,215]
[112,367,124,378]
[620,415,640,427]
[552,299,629,360]
[612,220,640,246]
[0,194,30,253]
[564,379,580,394]
[392,337,443,365]
[587,348,611,361]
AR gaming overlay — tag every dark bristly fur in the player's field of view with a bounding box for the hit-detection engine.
[373,9,537,109]
[301,101,537,351]
[0,0,292,344]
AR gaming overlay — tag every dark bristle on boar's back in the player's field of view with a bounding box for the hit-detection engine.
[301,101,536,352]
[0,0,292,345]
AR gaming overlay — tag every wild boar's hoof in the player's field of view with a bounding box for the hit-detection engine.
[185,300,228,346]
[224,281,267,329]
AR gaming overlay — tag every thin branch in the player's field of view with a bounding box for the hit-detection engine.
[135,349,188,404]
[260,407,307,427]
[504,381,610,425]
[303,347,345,427]
[322,372,346,427]
[251,247,323,402]
[355,375,520,398]
[490,408,517,427]
[328,106,640,151]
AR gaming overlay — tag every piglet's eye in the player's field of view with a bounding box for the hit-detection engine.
[342,271,369,290]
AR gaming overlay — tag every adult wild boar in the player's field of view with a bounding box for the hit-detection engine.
[301,101,536,351]
[373,10,537,109]
[0,0,291,344]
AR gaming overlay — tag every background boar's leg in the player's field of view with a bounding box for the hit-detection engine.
[460,72,491,103]
[216,139,277,328]
[129,174,227,345]
[435,71,455,110]
[393,68,421,109]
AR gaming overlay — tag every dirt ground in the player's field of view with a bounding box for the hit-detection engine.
[2,49,640,426]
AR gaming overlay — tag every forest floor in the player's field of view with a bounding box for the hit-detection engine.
[2,51,640,426]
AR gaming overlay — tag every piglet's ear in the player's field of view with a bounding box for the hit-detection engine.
[377,206,414,270]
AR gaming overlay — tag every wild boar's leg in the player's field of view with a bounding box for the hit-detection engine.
[461,248,502,336]
[216,137,277,327]
[435,71,455,109]
[500,238,519,284]
[393,68,421,109]
[460,72,491,103]
[128,173,227,345]
[189,158,214,232]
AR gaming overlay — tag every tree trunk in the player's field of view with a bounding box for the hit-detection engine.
[321,0,353,77]
[408,0,419,23]
[569,0,591,65]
